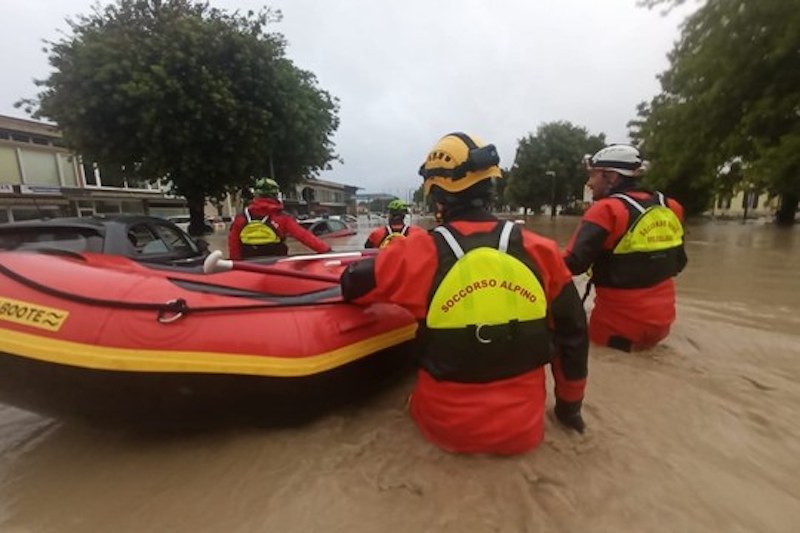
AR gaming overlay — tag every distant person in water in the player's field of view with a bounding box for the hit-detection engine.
[341,132,589,455]
[563,145,687,352]
[364,199,425,248]
[228,177,332,259]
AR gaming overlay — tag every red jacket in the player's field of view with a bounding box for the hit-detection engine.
[342,212,588,454]
[364,223,426,248]
[227,197,331,259]
[564,189,687,348]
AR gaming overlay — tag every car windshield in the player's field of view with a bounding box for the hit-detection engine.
[0,227,104,253]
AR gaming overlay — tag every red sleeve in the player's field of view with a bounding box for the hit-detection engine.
[280,215,332,253]
[569,199,630,252]
[521,231,573,305]
[227,215,246,260]
[365,227,385,249]
[667,198,685,221]
[353,232,438,319]
[522,230,588,403]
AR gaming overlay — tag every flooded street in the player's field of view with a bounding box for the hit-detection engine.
[1,216,799,532]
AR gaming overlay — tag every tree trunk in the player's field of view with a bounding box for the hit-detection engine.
[186,193,207,236]
[775,192,798,226]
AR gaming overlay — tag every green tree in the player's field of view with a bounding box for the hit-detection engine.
[631,0,800,224]
[20,0,339,234]
[508,121,605,216]
[493,173,508,212]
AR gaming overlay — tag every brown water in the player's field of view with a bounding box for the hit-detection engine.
[1,216,799,532]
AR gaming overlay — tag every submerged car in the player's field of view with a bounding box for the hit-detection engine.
[166,215,214,234]
[298,218,357,239]
[0,215,209,267]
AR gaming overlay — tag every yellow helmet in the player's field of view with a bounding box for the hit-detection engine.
[418,132,501,194]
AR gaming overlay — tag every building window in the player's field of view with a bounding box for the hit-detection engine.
[122,200,146,214]
[0,145,22,184]
[95,201,122,214]
[11,205,66,222]
[98,164,126,188]
[58,154,78,187]
[20,149,60,186]
[83,162,99,186]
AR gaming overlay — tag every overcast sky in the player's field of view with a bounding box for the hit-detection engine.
[0,0,695,196]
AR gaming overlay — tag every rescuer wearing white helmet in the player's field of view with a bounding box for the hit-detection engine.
[564,144,687,352]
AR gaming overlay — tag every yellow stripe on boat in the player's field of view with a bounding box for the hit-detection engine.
[0,324,418,377]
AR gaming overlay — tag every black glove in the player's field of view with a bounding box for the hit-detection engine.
[554,399,586,434]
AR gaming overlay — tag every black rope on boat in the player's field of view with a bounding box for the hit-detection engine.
[0,262,345,321]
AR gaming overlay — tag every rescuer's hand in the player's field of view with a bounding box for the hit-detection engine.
[555,399,586,434]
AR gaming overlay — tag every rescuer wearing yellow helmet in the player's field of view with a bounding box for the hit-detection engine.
[564,144,687,351]
[340,132,589,455]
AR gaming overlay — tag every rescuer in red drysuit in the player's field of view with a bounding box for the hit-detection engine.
[341,132,589,455]
[228,177,331,259]
[564,145,687,352]
[364,199,426,249]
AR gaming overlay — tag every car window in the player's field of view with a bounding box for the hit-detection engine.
[127,224,167,255]
[311,222,329,236]
[152,223,195,254]
[0,227,103,253]
[328,220,346,231]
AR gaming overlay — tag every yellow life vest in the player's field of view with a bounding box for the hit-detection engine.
[378,224,410,248]
[612,192,684,254]
[591,192,686,289]
[240,208,281,246]
[421,221,553,383]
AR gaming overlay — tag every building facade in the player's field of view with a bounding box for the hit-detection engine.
[281,177,359,217]
[0,114,186,223]
[0,114,359,222]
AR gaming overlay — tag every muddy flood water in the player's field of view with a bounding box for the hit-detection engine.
[1,215,799,532]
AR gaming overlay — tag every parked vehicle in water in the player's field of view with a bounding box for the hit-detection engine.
[329,214,359,224]
[166,215,214,234]
[297,218,357,239]
[0,215,209,267]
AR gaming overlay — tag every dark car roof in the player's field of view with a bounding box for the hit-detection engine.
[0,215,207,267]
[0,215,170,232]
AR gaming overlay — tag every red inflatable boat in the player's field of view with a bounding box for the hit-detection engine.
[0,250,417,421]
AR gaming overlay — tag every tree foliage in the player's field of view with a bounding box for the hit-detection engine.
[631,0,800,223]
[507,121,605,215]
[20,0,339,233]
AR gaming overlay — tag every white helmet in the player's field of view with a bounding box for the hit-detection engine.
[586,145,644,177]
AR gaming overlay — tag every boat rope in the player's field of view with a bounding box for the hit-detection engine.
[0,262,345,324]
